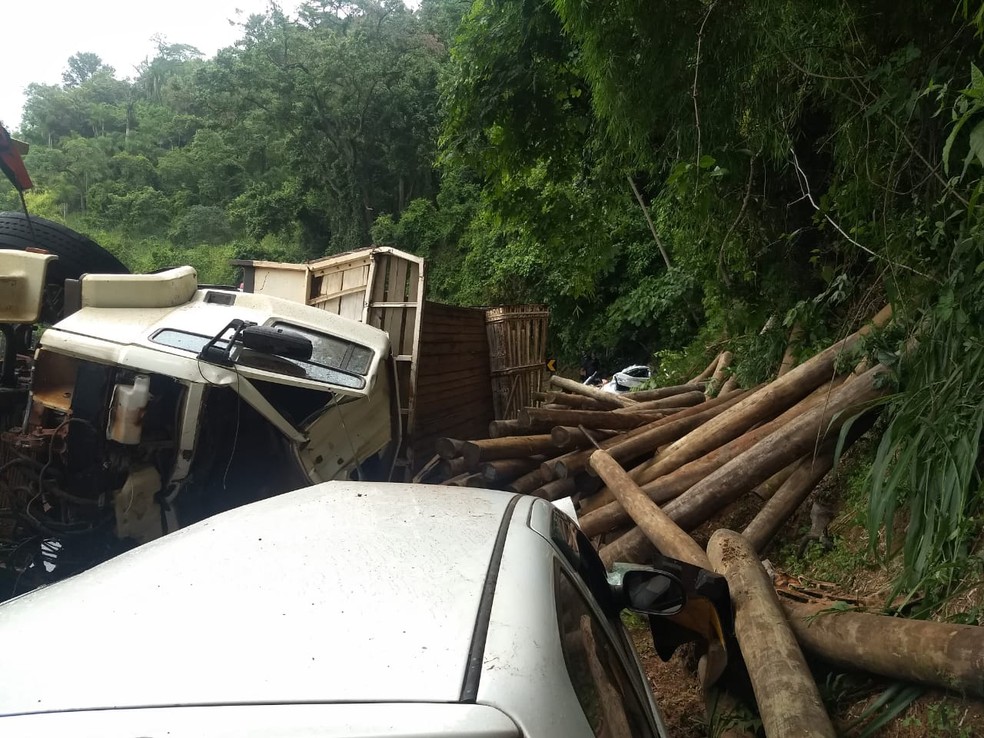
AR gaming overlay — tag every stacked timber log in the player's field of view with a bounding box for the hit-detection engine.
[422,305,984,734]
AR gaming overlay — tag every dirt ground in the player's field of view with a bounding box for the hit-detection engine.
[627,446,984,737]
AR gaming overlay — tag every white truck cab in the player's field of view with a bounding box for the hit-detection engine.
[0,254,398,592]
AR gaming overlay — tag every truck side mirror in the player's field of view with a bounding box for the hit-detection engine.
[241,325,313,361]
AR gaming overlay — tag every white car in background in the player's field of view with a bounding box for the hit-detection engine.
[603,364,652,393]
[0,482,732,737]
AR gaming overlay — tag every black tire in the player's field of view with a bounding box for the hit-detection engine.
[0,213,129,322]
[0,212,128,284]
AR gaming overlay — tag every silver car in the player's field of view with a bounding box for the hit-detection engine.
[0,482,730,737]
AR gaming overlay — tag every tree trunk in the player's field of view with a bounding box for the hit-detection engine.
[782,600,984,697]
[708,531,836,738]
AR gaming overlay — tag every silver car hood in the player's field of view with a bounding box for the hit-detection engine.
[0,483,519,715]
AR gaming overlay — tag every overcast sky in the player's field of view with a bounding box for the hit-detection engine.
[0,1,299,131]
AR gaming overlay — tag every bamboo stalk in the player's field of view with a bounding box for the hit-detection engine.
[708,530,836,738]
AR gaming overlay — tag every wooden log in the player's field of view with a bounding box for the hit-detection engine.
[589,450,709,568]
[506,467,549,494]
[706,351,733,398]
[549,375,635,407]
[635,372,848,488]
[435,438,467,460]
[445,472,484,487]
[554,390,755,485]
[533,476,577,501]
[665,365,888,532]
[462,434,557,466]
[600,365,889,564]
[719,375,740,395]
[489,418,555,437]
[743,413,876,552]
[540,391,613,411]
[481,457,542,483]
[626,383,706,402]
[777,322,804,378]
[615,391,706,412]
[550,426,620,448]
[691,354,721,383]
[751,464,797,502]
[519,407,667,431]
[411,453,442,483]
[708,531,836,738]
[489,419,522,438]
[782,600,984,697]
[605,390,751,469]
[636,306,891,485]
[438,456,472,479]
[582,381,843,533]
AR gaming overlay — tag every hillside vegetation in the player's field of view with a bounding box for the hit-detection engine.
[3,0,984,597]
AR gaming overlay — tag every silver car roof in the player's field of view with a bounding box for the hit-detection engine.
[0,482,527,716]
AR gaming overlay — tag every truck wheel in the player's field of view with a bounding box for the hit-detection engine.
[0,212,129,321]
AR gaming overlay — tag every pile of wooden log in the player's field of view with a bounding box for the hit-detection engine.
[421,305,984,734]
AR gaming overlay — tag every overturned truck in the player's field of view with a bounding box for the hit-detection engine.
[0,252,398,596]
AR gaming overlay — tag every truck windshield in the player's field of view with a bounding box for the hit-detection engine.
[150,326,372,390]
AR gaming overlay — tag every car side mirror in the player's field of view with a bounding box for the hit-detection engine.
[609,566,686,616]
[609,556,734,686]
[240,325,313,361]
